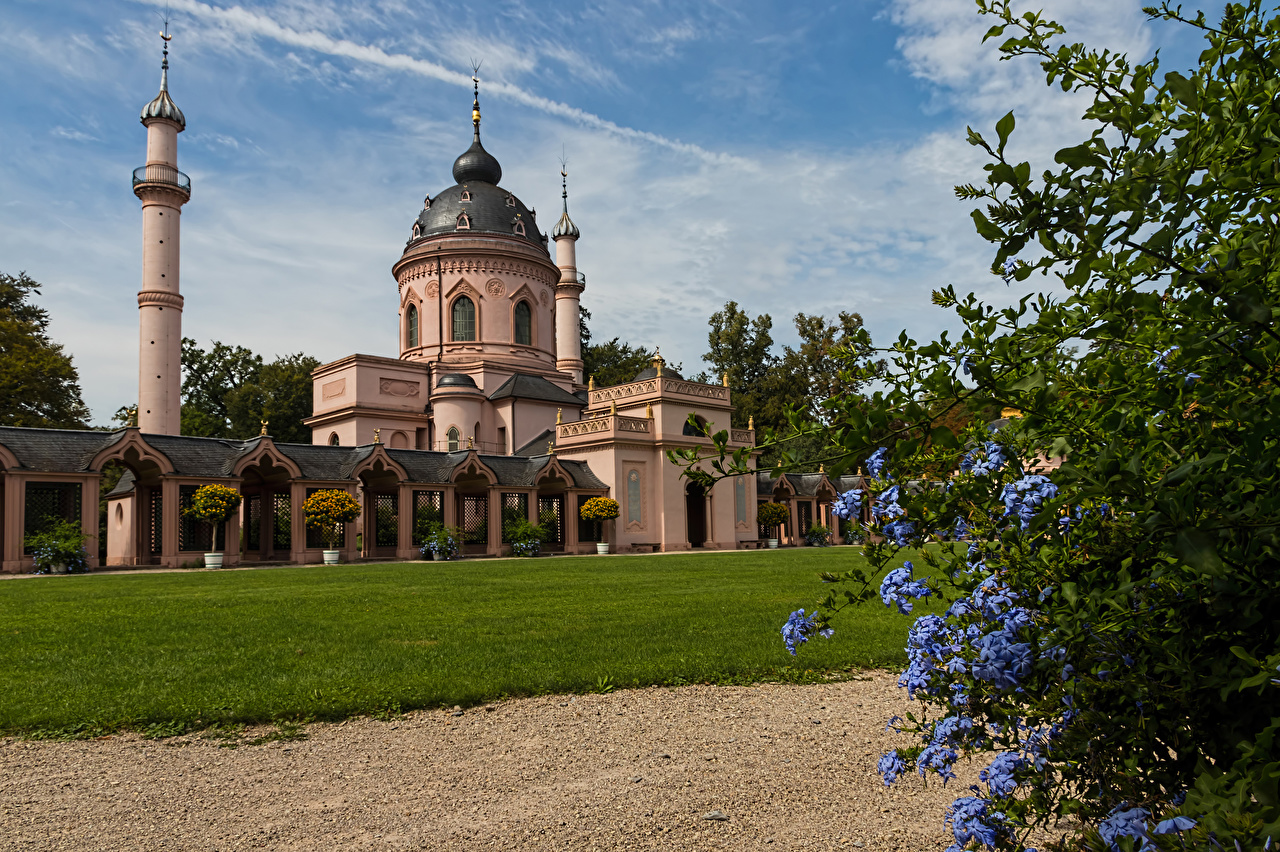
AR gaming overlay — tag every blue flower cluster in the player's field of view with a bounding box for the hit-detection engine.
[865,447,889,479]
[946,796,1007,851]
[880,561,932,615]
[979,751,1028,798]
[831,487,864,520]
[1000,475,1059,531]
[780,608,833,656]
[871,485,917,546]
[1098,806,1151,851]
[511,539,540,557]
[960,442,1008,477]
[877,750,906,785]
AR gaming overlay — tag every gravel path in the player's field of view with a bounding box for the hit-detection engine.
[0,672,975,851]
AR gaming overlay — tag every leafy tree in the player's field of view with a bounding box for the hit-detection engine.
[679,2,1280,849]
[224,353,320,443]
[180,338,262,437]
[703,301,776,429]
[0,271,90,428]
[583,337,657,388]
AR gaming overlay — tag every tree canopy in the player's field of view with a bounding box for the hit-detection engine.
[0,271,90,429]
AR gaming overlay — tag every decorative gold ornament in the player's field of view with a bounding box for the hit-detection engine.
[748,415,754,431]
[547,440,555,456]
[260,420,269,437]
[556,408,562,424]
[588,375,595,391]
[610,400,617,415]
[722,372,729,387]
[645,402,653,419]
[467,435,474,450]
[373,428,381,444]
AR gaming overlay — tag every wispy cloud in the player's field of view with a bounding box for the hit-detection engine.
[137,0,753,168]
[51,126,99,142]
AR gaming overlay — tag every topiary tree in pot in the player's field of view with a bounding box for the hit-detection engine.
[302,489,361,565]
[184,484,242,569]
[579,497,620,554]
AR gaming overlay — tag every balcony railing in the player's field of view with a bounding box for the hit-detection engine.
[132,164,191,193]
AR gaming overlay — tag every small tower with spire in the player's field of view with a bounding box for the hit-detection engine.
[553,163,585,384]
[133,24,190,435]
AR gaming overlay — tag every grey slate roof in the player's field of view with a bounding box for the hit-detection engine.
[0,426,123,472]
[0,427,608,491]
[487,374,585,407]
[513,428,555,458]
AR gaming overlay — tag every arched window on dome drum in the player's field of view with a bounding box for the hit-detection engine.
[447,427,459,452]
[406,304,419,349]
[452,296,476,341]
[513,300,532,346]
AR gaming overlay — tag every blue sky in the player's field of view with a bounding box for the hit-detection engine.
[0,0,1217,425]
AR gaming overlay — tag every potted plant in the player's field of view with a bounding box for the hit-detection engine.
[303,489,361,564]
[505,518,546,557]
[420,524,461,561]
[579,497,620,554]
[184,484,243,569]
[757,502,790,548]
[24,517,91,575]
[805,523,831,547]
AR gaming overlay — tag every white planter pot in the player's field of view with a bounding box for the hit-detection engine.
[767,538,779,549]
[323,550,340,565]
[596,542,610,555]
[204,552,224,569]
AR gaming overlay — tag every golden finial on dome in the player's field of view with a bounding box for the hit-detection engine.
[470,60,482,127]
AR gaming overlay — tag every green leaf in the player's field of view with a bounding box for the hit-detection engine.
[995,111,1016,156]
[971,210,1007,242]
[1175,528,1223,574]
[1165,71,1198,109]
[1010,369,1046,391]
[1054,144,1105,170]
[930,426,959,449]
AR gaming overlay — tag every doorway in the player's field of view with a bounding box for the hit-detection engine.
[685,483,707,547]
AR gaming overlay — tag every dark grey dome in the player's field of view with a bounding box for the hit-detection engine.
[413,181,547,251]
[453,135,502,185]
[437,373,478,389]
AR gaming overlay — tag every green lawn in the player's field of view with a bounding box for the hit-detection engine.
[0,549,932,735]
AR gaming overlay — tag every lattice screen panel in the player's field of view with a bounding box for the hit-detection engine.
[23,482,81,553]
[374,493,398,549]
[412,491,443,545]
[798,502,812,537]
[179,485,214,552]
[244,494,262,551]
[538,495,564,546]
[501,493,528,542]
[461,495,488,545]
[149,490,163,556]
[272,492,292,550]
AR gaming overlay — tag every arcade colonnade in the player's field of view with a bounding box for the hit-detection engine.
[0,426,606,573]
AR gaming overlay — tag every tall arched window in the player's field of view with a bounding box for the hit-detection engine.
[452,296,476,341]
[406,304,419,349]
[513,300,532,346]
[447,427,460,451]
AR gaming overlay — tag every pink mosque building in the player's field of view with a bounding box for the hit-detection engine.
[0,40,860,572]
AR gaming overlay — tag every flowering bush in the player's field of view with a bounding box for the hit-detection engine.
[671,4,1280,850]
[302,489,360,550]
[24,518,90,574]
[756,502,790,532]
[804,524,831,547]
[420,524,461,560]
[504,518,545,557]
[183,484,242,552]
[578,497,620,522]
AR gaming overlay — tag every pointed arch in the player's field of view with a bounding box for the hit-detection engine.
[451,295,476,341]
[450,452,498,486]
[232,439,303,479]
[350,445,409,483]
[534,457,575,490]
[88,430,175,476]
[0,441,19,470]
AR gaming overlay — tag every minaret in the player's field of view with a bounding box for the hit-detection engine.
[133,26,189,435]
[553,167,584,384]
